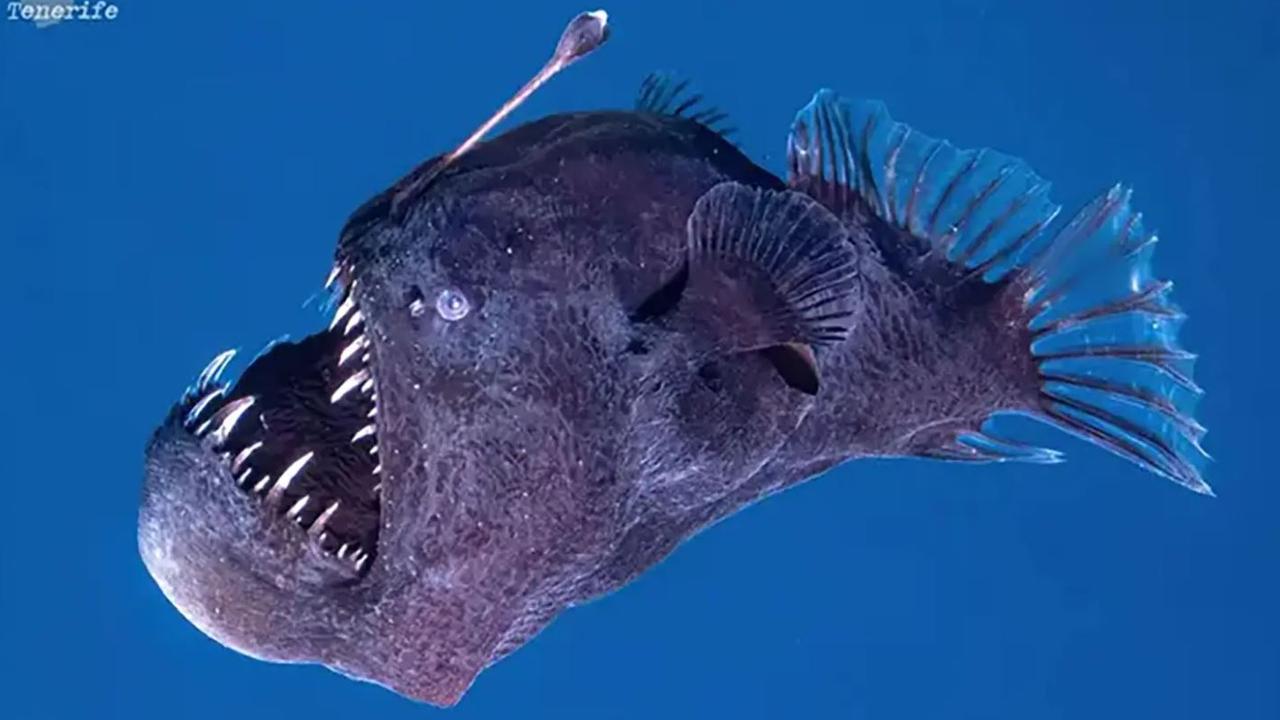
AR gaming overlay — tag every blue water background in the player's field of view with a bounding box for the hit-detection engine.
[2,1,1276,717]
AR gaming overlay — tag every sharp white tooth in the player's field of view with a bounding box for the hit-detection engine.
[266,451,315,505]
[231,441,263,473]
[329,296,355,330]
[253,475,272,493]
[373,464,381,475]
[344,310,364,335]
[236,468,253,487]
[324,265,341,289]
[309,500,340,536]
[362,353,371,363]
[319,531,329,544]
[195,349,237,391]
[331,368,370,404]
[369,445,379,455]
[185,387,225,427]
[367,406,377,418]
[355,554,369,572]
[360,377,374,394]
[286,494,310,519]
[210,397,256,445]
[339,335,366,366]
[337,543,350,559]
[351,424,376,443]
[372,483,382,494]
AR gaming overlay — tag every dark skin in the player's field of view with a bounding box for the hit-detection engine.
[342,113,863,696]
[142,112,847,704]
[139,98,1203,705]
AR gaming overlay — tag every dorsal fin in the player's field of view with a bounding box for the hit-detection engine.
[635,72,736,137]
[787,89,1061,287]
[786,90,1209,492]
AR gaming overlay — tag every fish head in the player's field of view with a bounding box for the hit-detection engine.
[136,198,619,694]
[134,103,758,703]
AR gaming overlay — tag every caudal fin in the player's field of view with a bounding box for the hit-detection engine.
[787,90,1211,493]
[1020,186,1209,492]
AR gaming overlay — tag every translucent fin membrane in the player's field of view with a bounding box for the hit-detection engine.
[635,72,736,137]
[921,422,1065,465]
[787,89,1063,283]
[1025,188,1209,492]
[787,90,1210,493]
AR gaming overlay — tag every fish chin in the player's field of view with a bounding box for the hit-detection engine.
[137,274,387,660]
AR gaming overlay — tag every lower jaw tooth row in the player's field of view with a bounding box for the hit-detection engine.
[187,276,381,571]
[185,387,225,427]
[336,543,369,570]
[231,441,262,473]
[286,495,310,519]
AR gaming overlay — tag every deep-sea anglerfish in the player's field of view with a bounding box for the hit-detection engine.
[137,10,1210,706]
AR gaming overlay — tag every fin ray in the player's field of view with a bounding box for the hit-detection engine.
[686,181,863,349]
[635,72,736,136]
[787,90,1210,492]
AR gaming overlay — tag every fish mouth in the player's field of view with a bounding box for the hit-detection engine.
[175,266,382,573]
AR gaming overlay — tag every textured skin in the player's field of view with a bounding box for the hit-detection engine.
[139,111,1038,706]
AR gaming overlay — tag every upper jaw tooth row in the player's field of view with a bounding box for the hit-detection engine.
[326,270,381,458]
[326,264,364,338]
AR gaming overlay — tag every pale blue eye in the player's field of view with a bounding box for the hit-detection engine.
[435,288,470,321]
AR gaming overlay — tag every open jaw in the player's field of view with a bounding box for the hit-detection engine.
[174,270,383,573]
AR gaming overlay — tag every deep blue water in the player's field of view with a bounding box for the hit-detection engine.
[2,1,1277,718]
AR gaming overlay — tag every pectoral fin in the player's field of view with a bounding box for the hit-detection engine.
[684,181,863,352]
[678,181,863,395]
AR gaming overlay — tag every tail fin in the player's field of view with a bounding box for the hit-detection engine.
[787,90,1211,493]
[1022,186,1209,492]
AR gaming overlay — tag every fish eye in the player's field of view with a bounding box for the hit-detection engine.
[435,288,471,321]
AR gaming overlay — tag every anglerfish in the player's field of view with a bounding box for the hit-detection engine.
[138,10,1210,707]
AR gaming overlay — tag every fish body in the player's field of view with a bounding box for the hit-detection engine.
[138,42,1208,707]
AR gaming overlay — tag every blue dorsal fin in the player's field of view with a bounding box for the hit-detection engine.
[635,72,736,137]
[787,90,1210,493]
[787,89,1062,283]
